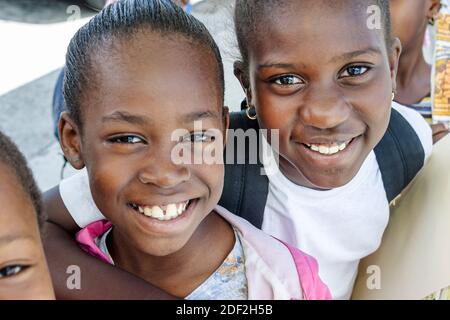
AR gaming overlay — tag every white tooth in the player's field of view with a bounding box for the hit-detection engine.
[143,207,152,217]
[166,204,178,218]
[311,145,320,152]
[329,146,339,154]
[177,205,183,214]
[339,143,346,151]
[138,206,144,213]
[318,145,330,155]
[151,206,164,219]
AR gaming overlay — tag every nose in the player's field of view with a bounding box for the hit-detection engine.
[138,152,191,189]
[298,84,351,130]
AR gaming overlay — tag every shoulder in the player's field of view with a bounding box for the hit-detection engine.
[392,102,433,161]
[215,206,330,300]
[59,168,106,228]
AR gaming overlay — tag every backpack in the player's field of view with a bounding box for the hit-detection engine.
[219,106,425,229]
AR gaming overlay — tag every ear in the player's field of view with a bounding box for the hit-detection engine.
[58,112,85,170]
[427,0,441,21]
[233,60,253,105]
[388,37,402,93]
[222,106,230,146]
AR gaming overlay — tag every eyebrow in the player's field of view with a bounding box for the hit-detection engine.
[181,110,222,122]
[258,63,297,70]
[0,234,34,246]
[330,47,383,63]
[258,47,383,70]
[102,111,152,126]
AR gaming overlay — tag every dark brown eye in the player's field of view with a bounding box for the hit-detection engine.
[273,75,302,86]
[341,66,370,78]
[182,132,215,143]
[0,265,25,278]
[109,135,143,144]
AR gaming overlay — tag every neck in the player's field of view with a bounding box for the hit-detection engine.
[109,212,235,298]
[396,32,432,104]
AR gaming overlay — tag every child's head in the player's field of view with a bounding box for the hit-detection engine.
[234,0,402,189]
[390,0,441,53]
[60,0,228,256]
[0,132,54,299]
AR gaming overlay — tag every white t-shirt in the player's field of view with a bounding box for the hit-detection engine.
[59,102,432,300]
[260,102,432,299]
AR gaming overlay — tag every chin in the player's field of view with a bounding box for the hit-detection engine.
[139,238,190,257]
[306,170,355,189]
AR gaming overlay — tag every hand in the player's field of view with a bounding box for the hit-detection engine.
[431,122,450,144]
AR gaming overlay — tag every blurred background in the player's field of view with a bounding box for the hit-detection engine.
[0,0,243,191]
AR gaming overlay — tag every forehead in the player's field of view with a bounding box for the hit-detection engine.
[249,1,386,67]
[0,164,37,238]
[86,32,222,121]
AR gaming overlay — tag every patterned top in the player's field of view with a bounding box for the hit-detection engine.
[98,227,248,300]
[406,96,432,123]
[186,229,248,300]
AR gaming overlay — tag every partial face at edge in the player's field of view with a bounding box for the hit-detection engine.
[0,164,55,300]
[390,0,439,52]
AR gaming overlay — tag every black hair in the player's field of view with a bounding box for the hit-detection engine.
[0,131,44,230]
[234,0,392,72]
[64,0,224,128]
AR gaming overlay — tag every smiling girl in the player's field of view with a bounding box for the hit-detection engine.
[45,0,432,300]
[43,0,329,300]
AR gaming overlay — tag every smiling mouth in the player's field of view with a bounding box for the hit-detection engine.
[301,138,357,156]
[128,199,196,221]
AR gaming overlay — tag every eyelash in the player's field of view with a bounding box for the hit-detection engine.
[0,265,27,279]
[270,65,371,87]
[340,65,371,78]
[271,75,303,86]
[181,132,216,143]
[108,135,145,145]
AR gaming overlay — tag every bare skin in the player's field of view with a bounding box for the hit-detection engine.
[45,31,234,299]
[0,164,55,300]
[235,0,401,189]
[390,0,449,143]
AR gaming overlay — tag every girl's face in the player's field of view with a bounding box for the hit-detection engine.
[237,1,401,189]
[61,33,228,257]
[0,164,55,300]
[390,0,440,52]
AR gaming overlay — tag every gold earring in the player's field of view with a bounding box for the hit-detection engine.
[245,99,257,120]
[392,92,395,101]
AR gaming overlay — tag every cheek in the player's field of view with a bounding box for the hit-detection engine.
[358,65,393,118]
[88,159,136,217]
[198,163,224,202]
[254,90,295,145]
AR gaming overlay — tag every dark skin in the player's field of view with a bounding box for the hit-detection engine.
[45,32,234,299]
[0,164,55,300]
[390,0,449,143]
[235,0,401,189]
[391,0,439,105]
[42,1,418,298]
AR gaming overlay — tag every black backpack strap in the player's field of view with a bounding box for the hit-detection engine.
[374,108,425,203]
[219,110,269,228]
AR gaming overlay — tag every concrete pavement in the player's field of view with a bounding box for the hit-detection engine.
[0,0,243,191]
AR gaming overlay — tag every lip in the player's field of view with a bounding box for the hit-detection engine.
[128,198,199,236]
[294,135,363,167]
[298,135,359,145]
